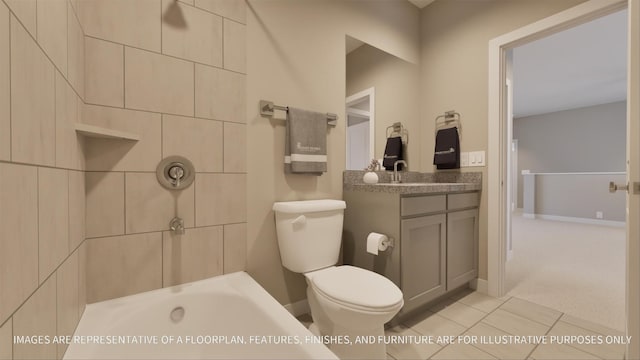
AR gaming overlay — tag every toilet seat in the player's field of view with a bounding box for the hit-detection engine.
[309,266,403,313]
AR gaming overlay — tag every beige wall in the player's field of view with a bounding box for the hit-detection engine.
[346,44,420,168]
[419,0,586,280]
[0,1,86,358]
[1,1,247,358]
[76,0,248,304]
[247,0,420,305]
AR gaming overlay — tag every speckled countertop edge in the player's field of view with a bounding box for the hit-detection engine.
[343,170,482,194]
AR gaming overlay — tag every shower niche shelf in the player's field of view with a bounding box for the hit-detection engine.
[75,123,140,141]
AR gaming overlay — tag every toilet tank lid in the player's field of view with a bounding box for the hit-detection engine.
[273,200,346,214]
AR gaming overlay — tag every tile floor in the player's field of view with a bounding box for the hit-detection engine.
[298,289,626,360]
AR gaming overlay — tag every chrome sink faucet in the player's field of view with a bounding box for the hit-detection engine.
[391,160,407,184]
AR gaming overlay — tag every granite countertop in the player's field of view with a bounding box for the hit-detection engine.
[347,182,481,194]
[343,170,482,194]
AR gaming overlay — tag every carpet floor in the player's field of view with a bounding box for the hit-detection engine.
[506,213,625,331]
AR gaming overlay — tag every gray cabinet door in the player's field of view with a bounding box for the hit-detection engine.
[401,213,446,312]
[447,208,478,290]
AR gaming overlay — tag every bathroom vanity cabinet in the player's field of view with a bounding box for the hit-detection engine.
[343,189,479,317]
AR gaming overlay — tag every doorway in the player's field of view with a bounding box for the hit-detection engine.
[487,0,639,357]
[505,9,628,331]
[346,88,375,170]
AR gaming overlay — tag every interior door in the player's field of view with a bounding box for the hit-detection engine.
[625,1,639,357]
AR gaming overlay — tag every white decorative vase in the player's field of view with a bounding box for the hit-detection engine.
[363,172,379,184]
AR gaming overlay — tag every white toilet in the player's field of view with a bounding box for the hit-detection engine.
[273,199,403,360]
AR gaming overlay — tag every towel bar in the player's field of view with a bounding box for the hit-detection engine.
[260,100,338,127]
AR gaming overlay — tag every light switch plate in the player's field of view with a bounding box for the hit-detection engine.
[461,152,469,167]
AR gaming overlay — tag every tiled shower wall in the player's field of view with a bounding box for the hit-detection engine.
[0,0,87,359]
[0,0,247,359]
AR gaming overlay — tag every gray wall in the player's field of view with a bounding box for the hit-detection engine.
[514,101,627,207]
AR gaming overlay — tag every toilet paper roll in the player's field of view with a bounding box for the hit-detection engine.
[366,232,389,255]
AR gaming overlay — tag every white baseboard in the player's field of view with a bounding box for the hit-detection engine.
[532,214,625,228]
[284,299,310,317]
[523,213,535,219]
[470,278,489,294]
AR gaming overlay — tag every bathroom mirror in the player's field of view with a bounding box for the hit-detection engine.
[345,35,420,170]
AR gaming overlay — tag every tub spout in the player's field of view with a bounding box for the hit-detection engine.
[169,217,185,235]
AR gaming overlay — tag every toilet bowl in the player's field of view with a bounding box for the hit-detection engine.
[273,200,404,359]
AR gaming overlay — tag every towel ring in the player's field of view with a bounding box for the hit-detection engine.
[435,111,462,136]
[386,122,408,145]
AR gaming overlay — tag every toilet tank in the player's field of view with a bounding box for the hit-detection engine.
[273,200,346,273]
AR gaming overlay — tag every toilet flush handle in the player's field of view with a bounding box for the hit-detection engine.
[292,215,306,226]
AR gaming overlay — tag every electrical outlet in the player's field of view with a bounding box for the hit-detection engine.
[596,211,604,219]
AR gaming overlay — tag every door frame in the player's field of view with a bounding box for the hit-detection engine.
[346,87,375,169]
[487,0,638,357]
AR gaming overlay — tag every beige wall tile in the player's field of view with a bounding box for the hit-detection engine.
[195,0,245,24]
[13,274,57,360]
[10,16,56,166]
[223,122,246,173]
[162,0,222,67]
[178,0,195,5]
[38,167,70,283]
[125,172,195,234]
[0,317,12,360]
[55,71,85,170]
[82,104,161,172]
[223,223,246,273]
[5,0,36,37]
[223,19,245,73]
[124,47,194,116]
[162,115,223,173]
[0,163,38,324]
[78,242,87,317]
[85,37,123,107]
[195,65,245,123]
[86,233,162,303]
[0,3,9,161]
[69,171,86,251]
[76,0,161,52]
[195,173,246,226]
[37,0,67,76]
[85,172,125,238]
[56,251,79,359]
[162,226,223,286]
[67,2,84,99]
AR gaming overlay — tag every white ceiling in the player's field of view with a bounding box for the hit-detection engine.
[513,9,627,118]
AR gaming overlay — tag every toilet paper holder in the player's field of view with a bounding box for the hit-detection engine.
[366,232,395,255]
[380,237,394,249]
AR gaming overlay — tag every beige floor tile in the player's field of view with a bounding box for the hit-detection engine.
[548,321,625,360]
[500,297,562,327]
[431,344,497,360]
[560,313,624,337]
[529,343,599,360]
[466,322,536,360]
[0,317,11,360]
[457,291,506,313]
[403,311,467,339]
[430,301,487,328]
[482,309,550,336]
[385,325,441,360]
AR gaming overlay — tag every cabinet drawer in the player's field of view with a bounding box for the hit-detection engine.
[448,192,479,211]
[401,195,446,217]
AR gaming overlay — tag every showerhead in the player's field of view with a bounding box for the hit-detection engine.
[163,0,187,29]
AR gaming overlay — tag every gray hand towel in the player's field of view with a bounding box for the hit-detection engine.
[284,107,327,175]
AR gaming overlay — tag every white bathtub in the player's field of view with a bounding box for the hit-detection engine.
[64,272,337,359]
